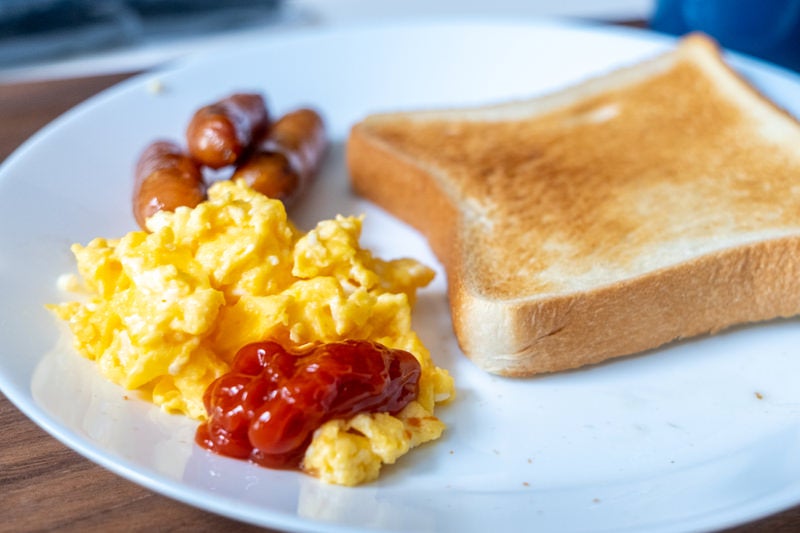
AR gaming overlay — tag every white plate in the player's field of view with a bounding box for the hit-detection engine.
[3,19,800,533]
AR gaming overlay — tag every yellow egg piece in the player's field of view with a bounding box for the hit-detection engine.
[49,180,454,485]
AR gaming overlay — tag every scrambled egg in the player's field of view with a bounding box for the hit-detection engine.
[49,180,454,485]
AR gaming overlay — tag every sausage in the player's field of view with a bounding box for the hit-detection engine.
[133,140,206,230]
[186,93,269,169]
[231,108,327,206]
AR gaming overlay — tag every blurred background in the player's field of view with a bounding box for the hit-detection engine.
[0,0,798,82]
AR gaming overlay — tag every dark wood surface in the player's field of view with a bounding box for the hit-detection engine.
[1,66,800,533]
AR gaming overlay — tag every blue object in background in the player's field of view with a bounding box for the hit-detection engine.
[651,0,800,72]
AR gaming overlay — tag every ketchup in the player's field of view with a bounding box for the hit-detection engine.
[195,339,421,469]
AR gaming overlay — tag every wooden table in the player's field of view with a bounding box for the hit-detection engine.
[1,69,800,533]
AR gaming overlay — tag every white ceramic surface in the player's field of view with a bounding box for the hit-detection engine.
[2,19,800,533]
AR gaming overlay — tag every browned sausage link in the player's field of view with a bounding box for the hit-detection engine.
[186,93,269,169]
[133,140,206,230]
[231,108,326,205]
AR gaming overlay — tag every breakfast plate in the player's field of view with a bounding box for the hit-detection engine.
[3,18,800,533]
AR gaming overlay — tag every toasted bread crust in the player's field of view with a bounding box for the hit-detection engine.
[347,33,800,375]
[347,126,461,268]
[453,235,800,375]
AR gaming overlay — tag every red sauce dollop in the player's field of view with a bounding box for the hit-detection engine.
[195,339,421,469]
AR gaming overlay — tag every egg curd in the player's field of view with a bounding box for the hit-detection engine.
[49,180,454,486]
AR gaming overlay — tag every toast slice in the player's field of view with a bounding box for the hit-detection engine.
[346,33,800,376]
